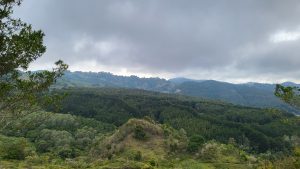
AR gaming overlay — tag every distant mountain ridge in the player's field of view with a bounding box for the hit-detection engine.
[55,71,299,114]
[57,71,175,93]
[168,77,204,84]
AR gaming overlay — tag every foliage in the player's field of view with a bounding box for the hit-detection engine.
[50,88,300,154]
[0,0,68,128]
[133,150,142,161]
[55,71,297,113]
[0,111,115,160]
[0,116,299,168]
[134,125,147,140]
[56,71,175,93]
[0,134,34,160]
[187,134,205,153]
[275,84,300,109]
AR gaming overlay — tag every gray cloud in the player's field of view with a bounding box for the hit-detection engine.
[13,0,300,83]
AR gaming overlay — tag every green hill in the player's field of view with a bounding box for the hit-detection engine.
[90,118,257,169]
[0,117,261,169]
[177,80,297,113]
[49,88,300,154]
[1,87,300,168]
[54,71,299,114]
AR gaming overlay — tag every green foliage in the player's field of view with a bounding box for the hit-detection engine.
[275,84,300,109]
[37,129,74,153]
[51,88,300,154]
[0,0,68,127]
[149,159,157,166]
[134,125,147,140]
[56,71,175,92]
[200,141,221,161]
[187,134,205,153]
[55,71,296,113]
[57,147,76,159]
[0,135,34,160]
[75,126,97,150]
[0,117,298,168]
[0,111,115,160]
[134,151,142,161]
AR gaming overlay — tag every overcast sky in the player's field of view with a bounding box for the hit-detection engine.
[14,0,300,83]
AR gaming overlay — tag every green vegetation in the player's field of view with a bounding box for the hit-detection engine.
[1,87,285,168]
[1,1,300,168]
[275,84,300,109]
[55,71,298,114]
[2,111,298,168]
[187,135,205,152]
[0,0,68,129]
[50,88,300,154]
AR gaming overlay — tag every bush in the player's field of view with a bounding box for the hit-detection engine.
[170,143,178,152]
[294,147,300,157]
[58,148,76,159]
[134,151,142,161]
[0,135,33,160]
[149,159,157,166]
[134,126,147,140]
[36,129,74,153]
[187,142,200,153]
[187,135,204,153]
[200,141,221,161]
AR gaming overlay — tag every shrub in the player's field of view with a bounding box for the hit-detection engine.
[170,143,178,152]
[134,151,142,161]
[294,147,300,157]
[134,126,147,140]
[200,141,221,161]
[107,153,113,160]
[187,135,205,153]
[149,159,157,166]
[57,147,76,159]
[0,136,33,160]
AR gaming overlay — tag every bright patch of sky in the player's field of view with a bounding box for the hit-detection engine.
[270,29,300,43]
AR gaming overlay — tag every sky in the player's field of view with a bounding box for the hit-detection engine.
[13,0,300,83]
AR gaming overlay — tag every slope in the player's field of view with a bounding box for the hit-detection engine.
[54,71,299,114]
[48,87,300,154]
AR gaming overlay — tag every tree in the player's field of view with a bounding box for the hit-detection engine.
[187,134,205,153]
[275,84,300,108]
[134,125,147,140]
[0,0,68,127]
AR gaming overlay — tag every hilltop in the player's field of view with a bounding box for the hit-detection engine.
[54,71,299,114]
[90,118,257,169]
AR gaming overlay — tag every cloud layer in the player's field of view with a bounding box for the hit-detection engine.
[14,0,300,83]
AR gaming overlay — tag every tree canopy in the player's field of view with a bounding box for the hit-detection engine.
[0,0,68,126]
[275,84,300,109]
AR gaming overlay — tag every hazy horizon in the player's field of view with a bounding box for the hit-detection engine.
[53,70,300,85]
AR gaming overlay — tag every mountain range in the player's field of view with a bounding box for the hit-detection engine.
[55,71,299,114]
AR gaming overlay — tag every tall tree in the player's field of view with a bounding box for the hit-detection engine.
[0,0,68,126]
[275,84,300,108]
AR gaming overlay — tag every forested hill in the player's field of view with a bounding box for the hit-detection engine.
[56,71,175,93]
[47,87,299,154]
[55,71,299,114]
[176,80,297,113]
[2,87,300,168]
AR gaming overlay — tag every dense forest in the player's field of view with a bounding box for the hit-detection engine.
[50,88,298,153]
[55,71,298,114]
[1,87,300,168]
